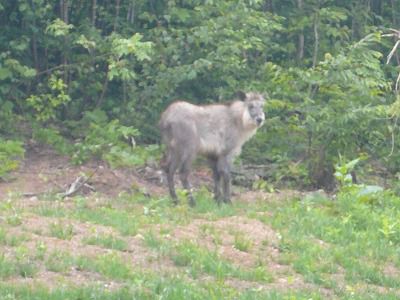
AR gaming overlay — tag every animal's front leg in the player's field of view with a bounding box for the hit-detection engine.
[222,174,231,204]
[209,158,223,204]
[179,155,196,207]
[180,171,195,207]
[218,157,232,204]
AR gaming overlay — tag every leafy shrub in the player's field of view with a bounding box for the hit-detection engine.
[32,125,73,155]
[31,108,161,168]
[72,119,139,166]
[0,101,15,134]
[334,156,385,205]
[26,74,71,121]
[69,109,161,166]
[0,139,24,179]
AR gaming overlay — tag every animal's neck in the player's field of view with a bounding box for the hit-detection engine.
[241,108,257,131]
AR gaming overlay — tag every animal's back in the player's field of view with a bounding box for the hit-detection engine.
[160,101,237,156]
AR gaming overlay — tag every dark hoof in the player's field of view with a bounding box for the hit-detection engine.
[215,198,223,206]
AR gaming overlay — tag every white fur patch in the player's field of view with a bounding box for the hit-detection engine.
[199,137,219,155]
[242,108,258,129]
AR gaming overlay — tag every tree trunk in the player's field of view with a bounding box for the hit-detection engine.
[391,0,400,65]
[60,0,69,83]
[312,12,319,68]
[127,0,135,24]
[114,0,120,31]
[351,3,359,41]
[263,0,273,13]
[60,0,68,24]
[297,0,304,62]
[92,0,97,27]
[123,81,127,103]
[97,74,109,108]
[28,0,39,72]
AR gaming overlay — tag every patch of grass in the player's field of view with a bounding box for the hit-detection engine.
[16,259,39,278]
[192,190,239,219]
[0,228,29,247]
[34,241,47,260]
[0,227,5,243]
[45,251,74,273]
[82,233,128,251]
[72,195,89,209]
[35,202,68,218]
[6,174,400,299]
[5,213,23,226]
[143,230,163,250]
[77,252,133,280]
[77,207,140,236]
[34,198,148,235]
[0,247,40,279]
[233,231,253,252]
[0,253,16,279]
[199,223,222,246]
[49,221,75,240]
[170,240,272,282]
[0,279,330,300]
[14,246,39,278]
[0,199,24,226]
[266,189,400,294]
[159,225,173,236]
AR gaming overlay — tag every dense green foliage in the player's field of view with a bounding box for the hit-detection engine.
[1,0,400,187]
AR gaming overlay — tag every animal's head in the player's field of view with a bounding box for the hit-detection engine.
[237,91,266,128]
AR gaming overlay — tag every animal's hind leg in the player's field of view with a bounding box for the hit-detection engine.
[165,149,179,204]
[180,159,195,207]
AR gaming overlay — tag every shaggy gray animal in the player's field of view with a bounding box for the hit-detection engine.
[159,92,265,206]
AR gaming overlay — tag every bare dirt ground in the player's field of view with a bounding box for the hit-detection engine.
[0,148,330,296]
[0,146,165,198]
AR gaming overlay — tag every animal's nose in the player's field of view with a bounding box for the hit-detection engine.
[256,117,263,125]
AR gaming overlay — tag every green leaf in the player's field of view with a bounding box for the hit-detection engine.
[0,68,12,80]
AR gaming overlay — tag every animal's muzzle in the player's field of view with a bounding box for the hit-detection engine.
[256,117,264,126]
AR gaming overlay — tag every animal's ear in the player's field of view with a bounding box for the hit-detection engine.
[236,91,247,101]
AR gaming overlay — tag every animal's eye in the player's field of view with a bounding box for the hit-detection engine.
[248,104,254,109]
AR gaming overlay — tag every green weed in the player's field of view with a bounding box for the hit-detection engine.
[233,232,253,252]
[0,227,25,247]
[77,252,133,280]
[83,233,128,251]
[49,222,75,240]
[45,251,74,273]
[170,240,272,282]
[0,253,16,279]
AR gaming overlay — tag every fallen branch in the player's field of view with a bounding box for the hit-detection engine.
[84,183,96,192]
[61,175,87,198]
[60,167,99,198]
[22,192,43,197]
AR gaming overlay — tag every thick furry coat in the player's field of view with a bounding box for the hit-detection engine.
[159,92,265,205]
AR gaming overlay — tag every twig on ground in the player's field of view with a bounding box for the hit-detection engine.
[60,167,99,198]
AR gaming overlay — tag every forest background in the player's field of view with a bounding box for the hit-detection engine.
[1,0,400,190]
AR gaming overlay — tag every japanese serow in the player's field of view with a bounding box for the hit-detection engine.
[159,92,265,206]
